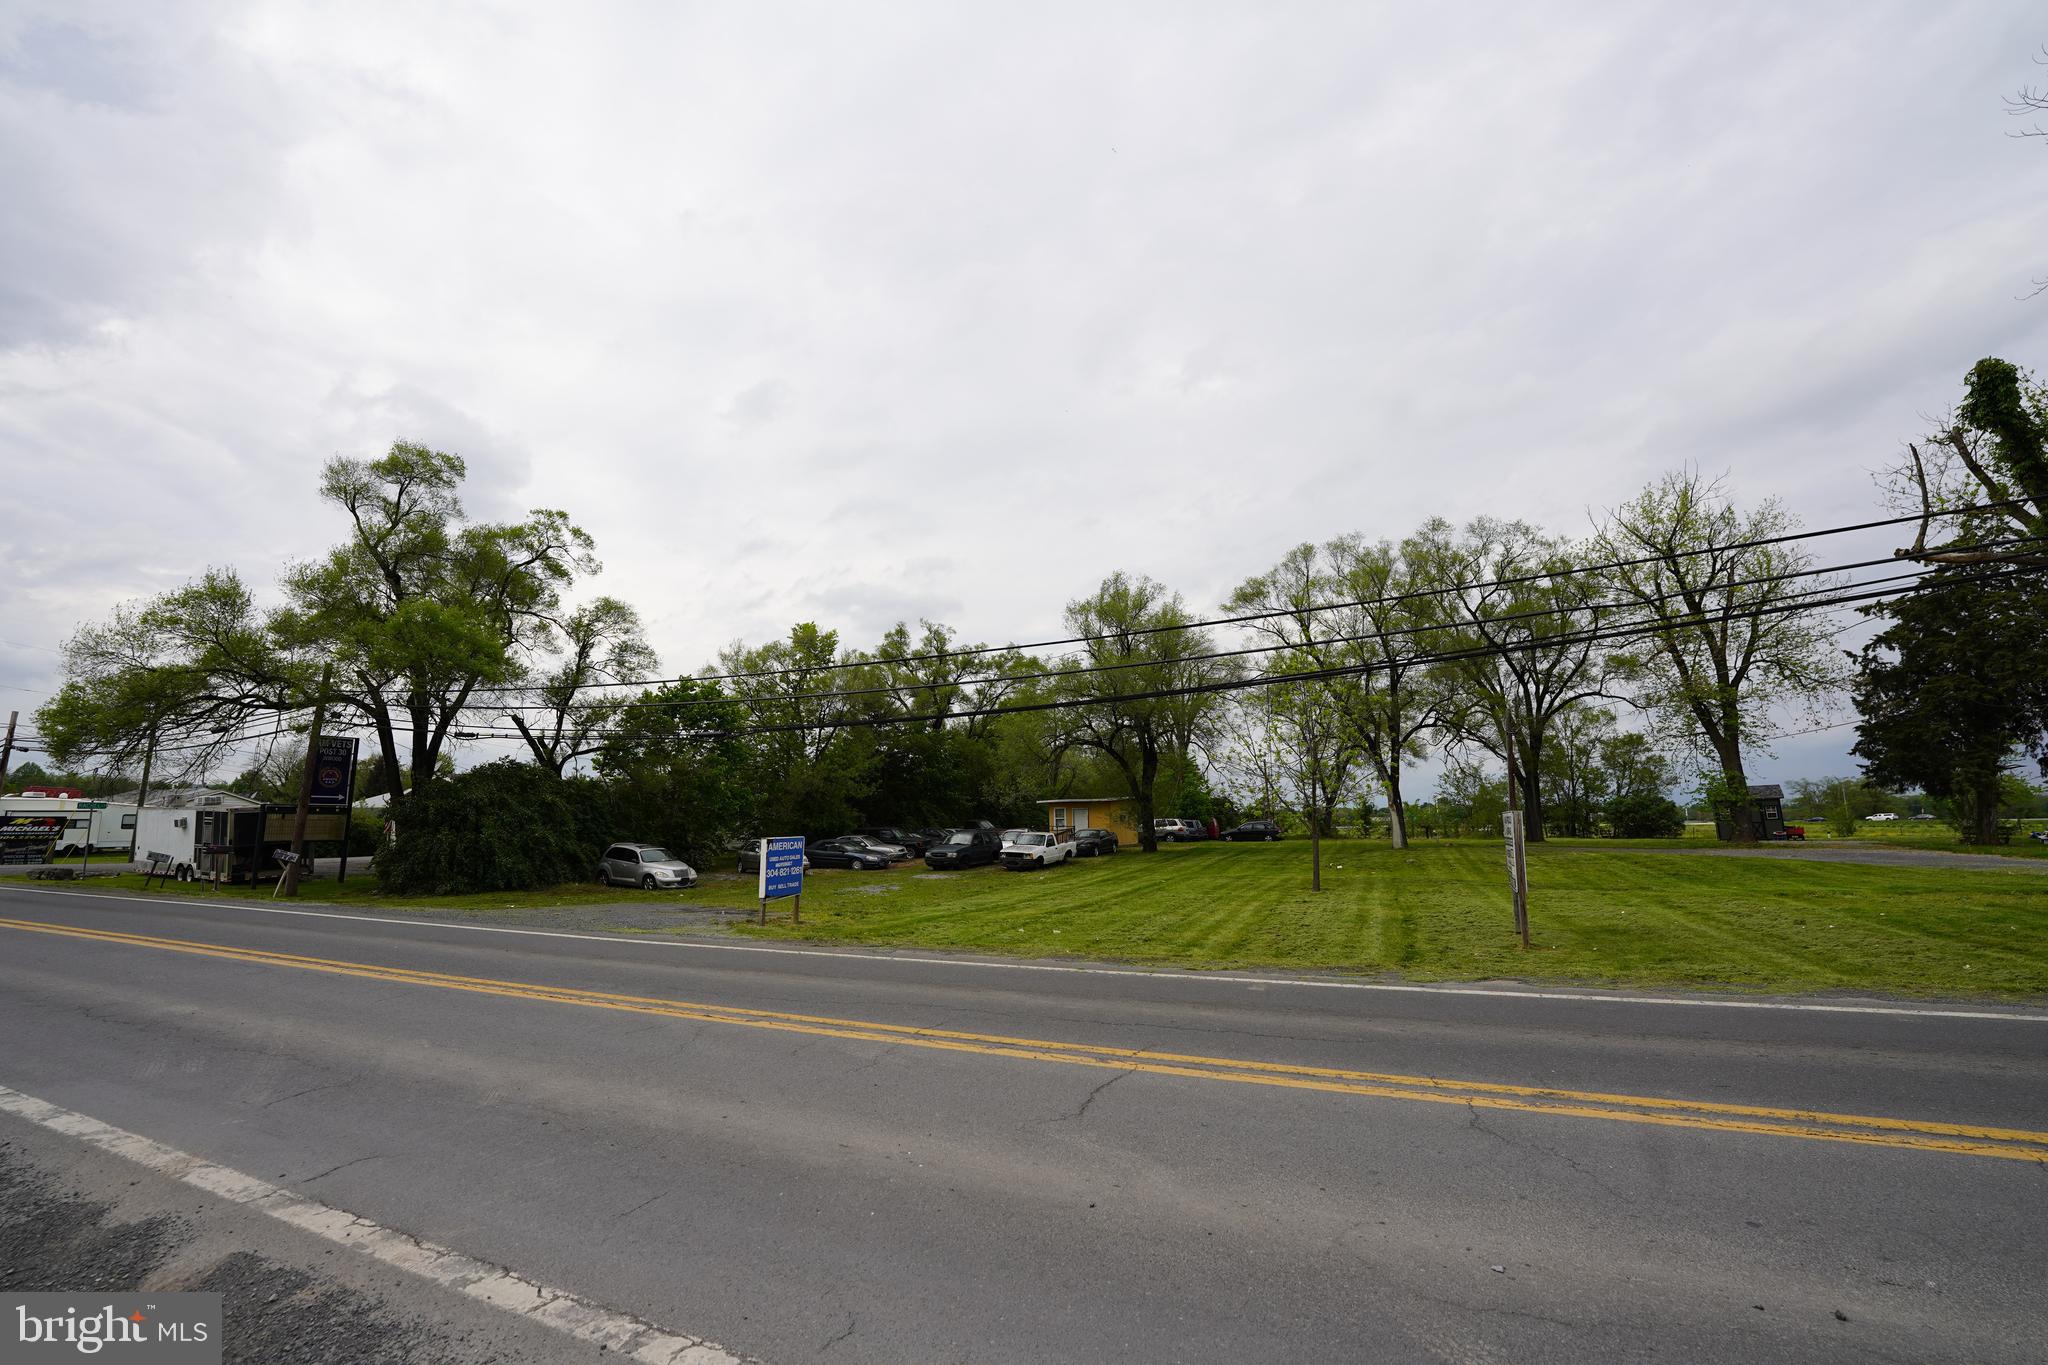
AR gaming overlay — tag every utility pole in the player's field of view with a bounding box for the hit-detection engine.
[283,664,333,898]
[126,723,157,864]
[0,711,17,792]
[1501,710,1531,950]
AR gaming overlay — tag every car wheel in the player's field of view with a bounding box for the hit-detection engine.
[597,867,609,885]
[1266,833,1278,842]
[641,874,657,890]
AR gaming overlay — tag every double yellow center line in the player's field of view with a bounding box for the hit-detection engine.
[6,914,2045,1164]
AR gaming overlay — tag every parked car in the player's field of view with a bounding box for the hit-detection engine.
[597,842,697,889]
[914,828,951,848]
[1866,812,1899,823]
[1220,819,1283,842]
[843,834,912,860]
[1069,828,1119,857]
[1153,818,1206,843]
[856,826,929,855]
[1910,813,1936,821]
[999,830,1076,871]
[736,841,811,873]
[924,828,1003,869]
[806,838,892,870]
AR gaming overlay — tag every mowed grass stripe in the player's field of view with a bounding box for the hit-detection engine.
[5,915,2046,1164]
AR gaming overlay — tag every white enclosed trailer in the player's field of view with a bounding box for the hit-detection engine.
[0,796,139,857]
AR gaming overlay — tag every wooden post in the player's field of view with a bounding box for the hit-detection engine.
[0,711,17,792]
[283,664,333,898]
[1502,717,1530,948]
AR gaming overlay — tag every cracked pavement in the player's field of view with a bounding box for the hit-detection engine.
[1,883,2044,1363]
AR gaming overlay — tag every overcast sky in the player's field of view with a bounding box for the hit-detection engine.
[3,1,2046,788]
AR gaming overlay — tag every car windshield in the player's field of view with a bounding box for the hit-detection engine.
[944,833,977,845]
[1011,833,1048,846]
[637,848,674,862]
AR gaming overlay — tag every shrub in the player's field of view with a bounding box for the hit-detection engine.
[1606,791,1686,839]
[377,761,600,894]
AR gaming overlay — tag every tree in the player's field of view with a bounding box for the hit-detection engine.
[1408,518,1617,841]
[1891,359,2048,569]
[6,760,54,790]
[504,597,657,775]
[1592,470,1847,842]
[40,442,612,795]
[1052,573,1223,852]
[1539,705,1615,837]
[1598,731,1674,804]
[1225,537,1441,848]
[37,585,294,784]
[1852,570,2048,843]
[375,760,607,894]
[275,442,601,789]
[1606,791,1685,838]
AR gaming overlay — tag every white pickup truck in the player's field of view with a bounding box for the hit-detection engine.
[998,830,1076,871]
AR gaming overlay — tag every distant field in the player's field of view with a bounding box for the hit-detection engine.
[44,836,2047,999]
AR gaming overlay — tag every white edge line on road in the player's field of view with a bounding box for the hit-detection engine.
[9,884,2047,1025]
[0,1083,748,1365]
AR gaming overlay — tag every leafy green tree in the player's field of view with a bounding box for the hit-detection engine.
[588,679,751,860]
[1052,573,1225,852]
[1852,570,2048,843]
[1539,705,1615,837]
[1408,518,1617,841]
[1226,537,1442,848]
[1606,791,1685,838]
[1593,470,1848,842]
[376,760,604,894]
[275,442,599,789]
[1433,756,1507,836]
[1891,358,2048,570]
[40,442,611,796]
[503,597,657,775]
[1597,732,1674,803]
[6,760,54,790]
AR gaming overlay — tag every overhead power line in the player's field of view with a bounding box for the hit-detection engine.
[354,562,2038,747]
[449,501,2024,697]
[457,537,2046,717]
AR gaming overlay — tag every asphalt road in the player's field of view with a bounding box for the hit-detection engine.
[2,882,2044,1363]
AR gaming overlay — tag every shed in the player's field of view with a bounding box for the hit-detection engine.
[1713,783,1788,841]
[1036,797,1143,847]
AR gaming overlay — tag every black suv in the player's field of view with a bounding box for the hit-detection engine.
[923,828,1002,869]
[1220,820,1282,842]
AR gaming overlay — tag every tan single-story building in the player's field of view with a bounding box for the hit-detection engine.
[1036,797,1144,847]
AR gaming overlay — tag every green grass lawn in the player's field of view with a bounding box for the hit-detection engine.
[40,838,2048,1000]
[732,840,2048,999]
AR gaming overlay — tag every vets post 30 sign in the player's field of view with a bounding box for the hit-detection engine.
[308,735,358,809]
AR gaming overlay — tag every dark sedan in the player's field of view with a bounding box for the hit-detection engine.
[856,826,929,855]
[1221,820,1283,842]
[923,829,1002,869]
[1070,828,1119,856]
[736,841,812,873]
[806,838,892,870]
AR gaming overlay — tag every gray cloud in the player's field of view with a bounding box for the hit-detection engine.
[3,0,2046,787]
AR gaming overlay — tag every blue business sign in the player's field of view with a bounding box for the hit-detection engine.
[759,836,805,901]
